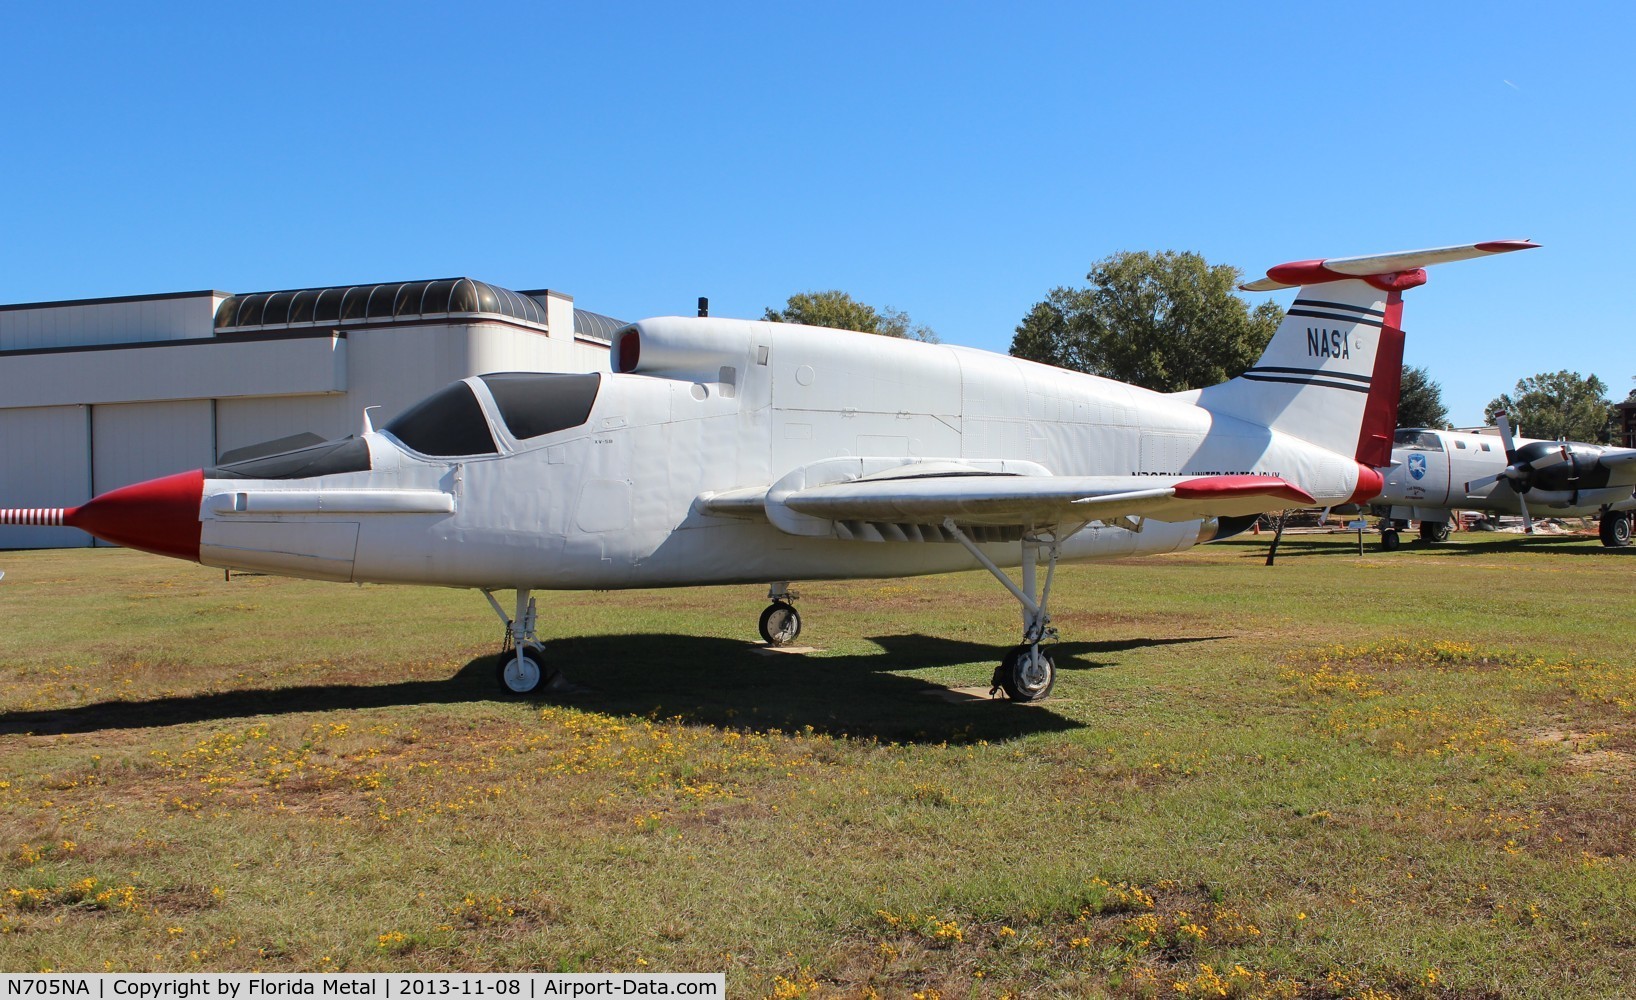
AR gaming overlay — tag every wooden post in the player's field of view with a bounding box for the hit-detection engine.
[1265,510,1288,566]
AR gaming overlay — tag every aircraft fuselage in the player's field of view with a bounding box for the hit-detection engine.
[197,320,1371,590]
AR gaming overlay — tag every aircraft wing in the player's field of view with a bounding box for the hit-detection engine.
[779,473,1313,529]
[1599,448,1636,471]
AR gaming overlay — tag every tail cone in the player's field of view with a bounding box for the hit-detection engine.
[60,469,206,562]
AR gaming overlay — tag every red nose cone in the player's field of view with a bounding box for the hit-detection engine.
[64,469,205,562]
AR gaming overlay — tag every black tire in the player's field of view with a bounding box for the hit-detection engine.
[759,601,801,646]
[993,645,1055,702]
[1381,529,1401,551]
[497,647,553,697]
[1419,521,1450,543]
[1601,512,1632,548]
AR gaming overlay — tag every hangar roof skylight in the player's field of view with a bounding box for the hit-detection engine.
[216,278,549,331]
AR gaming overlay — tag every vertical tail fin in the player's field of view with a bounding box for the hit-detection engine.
[1194,240,1537,467]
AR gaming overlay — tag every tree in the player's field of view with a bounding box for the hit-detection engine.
[1008,250,1283,392]
[1397,365,1450,429]
[764,290,938,342]
[1484,370,1612,442]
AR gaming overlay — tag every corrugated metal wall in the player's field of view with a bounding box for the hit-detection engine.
[0,295,219,351]
[91,401,216,494]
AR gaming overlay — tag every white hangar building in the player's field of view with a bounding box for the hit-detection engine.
[0,279,618,549]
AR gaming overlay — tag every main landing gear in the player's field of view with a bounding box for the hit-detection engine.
[482,589,562,697]
[1378,518,1408,551]
[1601,509,1633,548]
[759,583,802,646]
[942,518,1061,702]
[1419,521,1450,544]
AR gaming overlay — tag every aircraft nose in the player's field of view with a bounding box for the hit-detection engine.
[63,469,205,562]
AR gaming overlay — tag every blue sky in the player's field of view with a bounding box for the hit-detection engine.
[3,2,1630,426]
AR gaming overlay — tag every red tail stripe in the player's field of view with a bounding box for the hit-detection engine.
[1353,290,1407,469]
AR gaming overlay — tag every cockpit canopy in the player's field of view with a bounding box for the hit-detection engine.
[208,372,602,478]
[382,372,603,457]
[479,372,602,441]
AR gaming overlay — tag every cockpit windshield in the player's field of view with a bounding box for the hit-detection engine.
[383,381,499,457]
[478,372,601,440]
[1393,429,1444,451]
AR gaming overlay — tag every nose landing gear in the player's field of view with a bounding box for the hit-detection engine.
[483,589,562,697]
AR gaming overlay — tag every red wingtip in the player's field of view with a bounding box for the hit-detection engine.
[1474,239,1540,253]
[1173,474,1315,506]
[63,469,205,562]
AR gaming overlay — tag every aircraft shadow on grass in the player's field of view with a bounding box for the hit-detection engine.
[0,632,1227,744]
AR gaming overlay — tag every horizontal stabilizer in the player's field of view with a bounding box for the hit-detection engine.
[1241,240,1539,291]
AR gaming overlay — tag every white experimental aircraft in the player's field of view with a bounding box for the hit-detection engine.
[1371,415,1636,549]
[1,240,1537,701]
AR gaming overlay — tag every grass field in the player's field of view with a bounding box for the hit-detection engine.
[0,530,1632,997]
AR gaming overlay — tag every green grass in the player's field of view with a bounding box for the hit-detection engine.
[1,530,1633,997]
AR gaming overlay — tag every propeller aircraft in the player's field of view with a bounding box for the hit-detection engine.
[1371,413,1636,549]
[1,241,1538,701]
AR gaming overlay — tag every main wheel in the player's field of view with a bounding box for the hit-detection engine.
[1419,521,1450,543]
[994,645,1055,702]
[1381,529,1401,551]
[1601,512,1632,548]
[759,601,802,646]
[497,646,554,697]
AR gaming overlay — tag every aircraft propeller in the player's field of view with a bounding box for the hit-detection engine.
[1462,412,1573,534]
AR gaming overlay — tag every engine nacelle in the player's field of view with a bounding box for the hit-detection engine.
[613,317,765,382]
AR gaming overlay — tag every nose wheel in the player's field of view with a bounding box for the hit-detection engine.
[482,588,564,697]
[758,584,802,646]
[497,644,558,696]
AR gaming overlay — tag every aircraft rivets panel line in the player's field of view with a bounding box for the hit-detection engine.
[0,508,66,527]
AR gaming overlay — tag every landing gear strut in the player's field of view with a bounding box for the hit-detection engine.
[482,589,561,697]
[943,519,1063,702]
[759,582,802,646]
